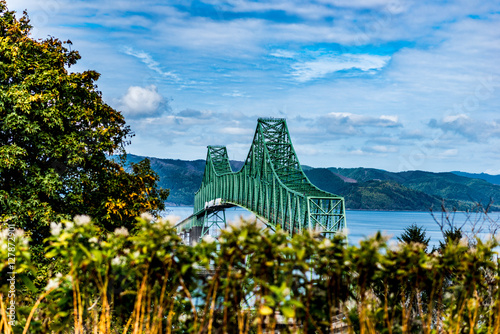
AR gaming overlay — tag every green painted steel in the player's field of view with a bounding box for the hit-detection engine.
[177,118,346,240]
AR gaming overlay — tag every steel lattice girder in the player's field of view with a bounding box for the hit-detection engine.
[177,118,346,239]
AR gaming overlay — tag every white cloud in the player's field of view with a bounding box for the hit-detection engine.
[203,0,408,20]
[201,0,338,19]
[354,145,399,154]
[219,127,253,135]
[270,50,296,59]
[317,0,403,8]
[119,85,165,118]
[222,90,249,97]
[442,114,469,123]
[291,54,390,82]
[294,144,320,156]
[322,112,401,128]
[123,47,179,80]
[380,115,399,123]
[485,168,500,175]
[441,149,458,157]
[156,17,266,55]
[428,114,500,142]
[287,113,404,146]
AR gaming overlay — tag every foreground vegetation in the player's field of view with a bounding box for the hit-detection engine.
[2,215,500,333]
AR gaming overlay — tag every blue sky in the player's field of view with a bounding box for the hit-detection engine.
[9,0,500,173]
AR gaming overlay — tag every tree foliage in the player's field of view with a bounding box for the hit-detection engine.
[0,1,168,242]
[438,226,463,250]
[397,223,431,250]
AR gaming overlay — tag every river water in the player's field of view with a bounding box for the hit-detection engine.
[164,206,500,249]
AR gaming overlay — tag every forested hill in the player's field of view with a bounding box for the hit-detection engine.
[326,168,500,207]
[125,154,500,211]
[124,154,243,206]
[451,171,500,185]
[307,168,500,211]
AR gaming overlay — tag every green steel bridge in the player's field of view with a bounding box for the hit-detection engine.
[176,118,346,244]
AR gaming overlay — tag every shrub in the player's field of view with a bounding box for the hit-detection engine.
[1,216,500,333]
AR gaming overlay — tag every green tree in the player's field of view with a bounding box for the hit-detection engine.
[397,223,431,250]
[0,1,169,243]
[438,227,463,250]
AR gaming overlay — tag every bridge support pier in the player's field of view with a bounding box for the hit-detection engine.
[189,226,203,245]
[201,209,227,238]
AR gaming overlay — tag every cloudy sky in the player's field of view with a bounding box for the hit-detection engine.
[9,0,500,173]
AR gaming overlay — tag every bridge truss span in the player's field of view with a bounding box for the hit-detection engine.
[177,118,346,243]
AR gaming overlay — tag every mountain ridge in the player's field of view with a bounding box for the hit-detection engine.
[125,154,500,211]
[451,171,500,186]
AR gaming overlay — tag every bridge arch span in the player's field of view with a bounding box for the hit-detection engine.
[177,118,346,243]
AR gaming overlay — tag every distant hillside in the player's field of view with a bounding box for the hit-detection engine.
[399,171,499,205]
[452,171,500,186]
[125,154,242,206]
[305,169,451,211]
[328,167,405,183]
[328,168,500,211]
[125,154,500,211]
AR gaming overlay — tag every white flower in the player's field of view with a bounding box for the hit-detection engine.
[140,212,154,222]
[64,221,74,230]
[319,238,332,249]
[276,229,287,236]
[221,226,232,234]
[50,222,62,236]
[162,215,180,227]
[256,220,266,229]
[88,237,98,244]
[45,278,60,291]
[388,240,400,251]
[310,227,325,236]
[459,238,468,247]
[14,229,25,238]
[340,227,349,236]
[229,220,243,230]
[178,314,187,322]
[111,256,126,267]
[421,261,433,270]
[283,287,290,296]
[114,227,129,237]
[202,235,216,243]
[0,229,8,241]
[74,215,91,226]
